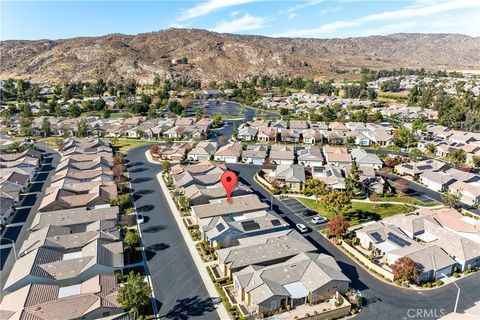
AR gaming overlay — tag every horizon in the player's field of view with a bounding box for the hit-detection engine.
[1,0,480,41]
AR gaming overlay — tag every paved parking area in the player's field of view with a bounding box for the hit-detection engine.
[280,197,327,231]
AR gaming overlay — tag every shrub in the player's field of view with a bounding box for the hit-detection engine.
[422,282,432,288]
[435,279,443,286]
[453,273,460,278]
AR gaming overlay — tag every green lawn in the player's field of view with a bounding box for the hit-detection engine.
[298,198,414,226]
[111,138,154,153]
[377,195,439,207]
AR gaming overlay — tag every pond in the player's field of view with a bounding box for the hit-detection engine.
[184,100,280,121]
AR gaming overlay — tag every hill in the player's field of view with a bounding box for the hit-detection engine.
[1,28,479,84]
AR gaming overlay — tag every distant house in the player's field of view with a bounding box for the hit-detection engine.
[257,126,278,142]
[323,147,352,167]
[270,164,306,191]
[280,129,300,143]
[269,145,295,165]
[419,171,455,192]
[365,130,393,146]
[448,181,480,206]
[188,141,218,161]
[242,145,268,165]
[214,142,243,163]
[297,146,324,167]
[271,120,288,133]
[395,159,447,178]
[312,165,345,191]
[302,129,323,144]
[289,120,308,133]
[351,149,383,169]
[238,127,258,141]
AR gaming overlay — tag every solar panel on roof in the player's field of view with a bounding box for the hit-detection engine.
[404,164,414,169]
[216,223,225,232]
[271,219,281,226]
[241,220,260,231]
[370,232,383,243]
[387,233,410,247]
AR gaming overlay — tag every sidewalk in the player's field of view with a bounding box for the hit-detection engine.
[146,150,230,320]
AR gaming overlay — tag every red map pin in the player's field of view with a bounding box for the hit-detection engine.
[221,170,237,203]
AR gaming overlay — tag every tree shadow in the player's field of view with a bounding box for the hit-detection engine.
[348,210,380,224]
[145,243,170,261]
[130,167,148,173]
[137,204,155,213]
[131,177,153,183]
[162,296,216,320]
[143,225,166,233]
[127,161,145,168]
[135,189,155,196]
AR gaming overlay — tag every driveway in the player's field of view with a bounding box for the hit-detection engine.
[226,163,480,320]
[126,146,219,320]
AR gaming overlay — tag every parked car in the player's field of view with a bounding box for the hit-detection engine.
[136,214,145,224]
[311,216,328,224]
[303,209,316,216]
[296,223,308,233]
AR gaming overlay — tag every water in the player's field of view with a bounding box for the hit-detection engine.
[185,100,279,121]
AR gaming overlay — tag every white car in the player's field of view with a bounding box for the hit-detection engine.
[136,214,145,224]
[296,223,308,233]
[311,216,328,224]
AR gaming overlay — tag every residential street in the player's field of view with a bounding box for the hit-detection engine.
[0,144,60,296]
[226,163,480,320]
[126,146,219,320]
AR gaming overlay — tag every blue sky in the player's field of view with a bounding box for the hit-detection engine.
[1,0,479,40]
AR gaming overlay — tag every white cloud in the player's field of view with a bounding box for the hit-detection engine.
[288,13,296,20]
[211,14,267,33]
[284,0,325,14]
[177,0,257,22]
[275,0,480,38]
[230,11,241,17]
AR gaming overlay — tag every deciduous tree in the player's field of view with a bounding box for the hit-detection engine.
[323,191,351,215]
[390,257,419,283]
[117,271,152,319]
[327,216,349,239]
[441,190,461,208]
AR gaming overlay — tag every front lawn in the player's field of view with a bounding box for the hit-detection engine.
[377,195,439,207]
[111,138,155,153]
[297,198,414,226]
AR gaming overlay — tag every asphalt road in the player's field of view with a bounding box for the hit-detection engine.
[0,145,60,296]
[126,146,219,320]
[226,163,480,320]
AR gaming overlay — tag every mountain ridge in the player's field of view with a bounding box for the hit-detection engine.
[1,28,479,84]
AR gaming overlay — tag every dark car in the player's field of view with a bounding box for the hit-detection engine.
[303,209,316,216]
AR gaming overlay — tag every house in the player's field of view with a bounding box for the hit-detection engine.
[238,127,258,141]
[312,165,345,190]
[351,149,383,169]
[385,213,480,272]
[216,230,316,278]
[356,221,456,282]
[271,120,288,133]
[302,129,323,144]
[190,194,269,223]
[199,210,289,247]
[214,142,243,163]
[365,130,393,146]
[395,159,447,178]
[257,126,278,142]
[30,206,119,231]
[4,237,123,292]
[0,275,123,320]
[419,171,455,192]
[188,141,218,161]
[328,122,349,132]
[38,183,117,212]
[184,182,251,206]
[323,130,345,145]
[171,161,226,189]
[269,164,306,191]
[345,131,372,146]
[448,181,480,206]
[269,145,294,165]
[323,147,352,167]
[242,145,268,165]
[297,146,324,167]
[289,120,308,133]
[280,129,300,143]
[157,142,191,162]
[232,252,350,316]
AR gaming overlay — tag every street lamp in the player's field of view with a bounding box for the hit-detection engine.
[442,273,460,313]
[1,237,17,262]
